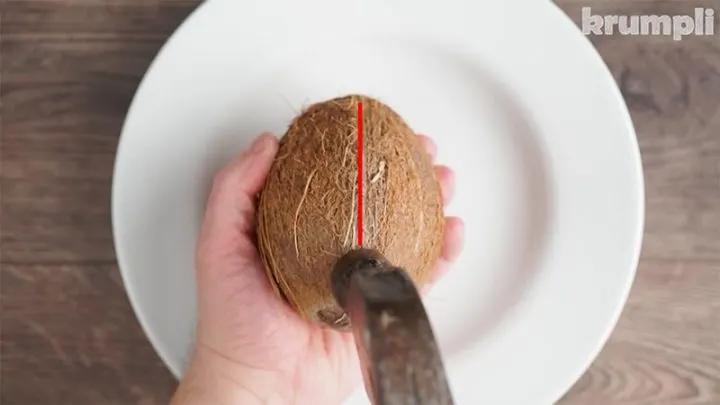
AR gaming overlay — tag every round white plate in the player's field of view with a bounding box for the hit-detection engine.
[112,0,644,403]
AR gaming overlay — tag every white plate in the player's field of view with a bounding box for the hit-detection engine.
[112,0,644,403]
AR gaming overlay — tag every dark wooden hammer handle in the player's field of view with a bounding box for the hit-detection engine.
[332,248,455,405]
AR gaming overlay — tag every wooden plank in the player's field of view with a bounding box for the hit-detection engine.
[1,178,115,262]
[0,264,176,405]
[560,259,720,404]
[1,2,196,262]
[0,2,195,403]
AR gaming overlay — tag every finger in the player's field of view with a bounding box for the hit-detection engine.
[422,217,465,293]
[197,133,279,263]
[435,165,455,206]
[206,132,278,230]
[417,134,437,161]
[422,260,448,295]
[441,216,464,263]
[217,132,279,197]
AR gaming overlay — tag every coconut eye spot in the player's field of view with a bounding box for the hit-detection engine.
[317,309,350,329]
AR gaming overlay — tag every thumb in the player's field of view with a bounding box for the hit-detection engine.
[195,133,282,349]
[196,132,279,271]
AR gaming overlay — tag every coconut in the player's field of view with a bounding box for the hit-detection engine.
[256,94,444,331]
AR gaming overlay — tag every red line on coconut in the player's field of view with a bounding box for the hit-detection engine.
[357,102,364,246]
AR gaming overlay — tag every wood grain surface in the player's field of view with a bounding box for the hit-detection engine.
[1,1,719,404]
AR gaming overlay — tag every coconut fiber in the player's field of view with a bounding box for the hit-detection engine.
[256,94,444,331]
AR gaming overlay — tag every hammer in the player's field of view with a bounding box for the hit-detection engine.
[331,248,455,405]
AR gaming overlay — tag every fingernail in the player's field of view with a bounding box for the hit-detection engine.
[251,133,274,153]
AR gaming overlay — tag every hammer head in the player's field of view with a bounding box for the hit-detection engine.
[331,248,454,405]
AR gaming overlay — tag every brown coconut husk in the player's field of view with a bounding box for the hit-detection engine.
[256,94,444,331]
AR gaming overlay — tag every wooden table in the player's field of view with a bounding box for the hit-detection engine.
[2,1,719,404]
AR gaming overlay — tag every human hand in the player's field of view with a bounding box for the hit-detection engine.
[170,132,464,405]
